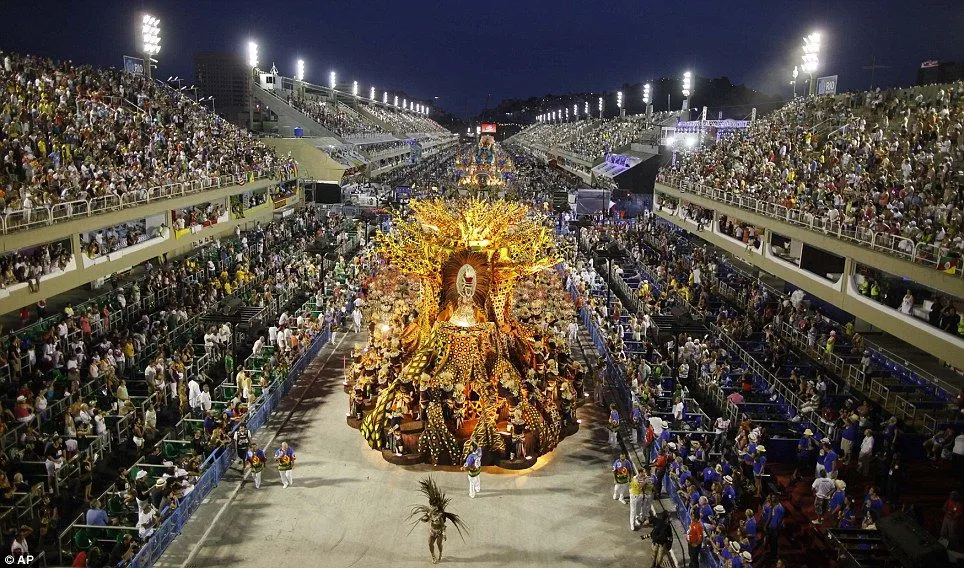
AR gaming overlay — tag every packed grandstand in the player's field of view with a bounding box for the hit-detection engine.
[0,20,962,568]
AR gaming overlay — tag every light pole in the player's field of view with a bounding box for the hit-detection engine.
[383,91,388,105]
[681,71,692,112]
[370,86,376,100]
[352,80,359,98]
[200,96,216,114]
[791,65,799,98]
[573,103,578,120]
[584,101,589,120]
[247,40,258,131]
[801,31,821,96]
[598,96,603,119]
[643,83,652,124]
[617,91,624,118]
[296,59,305,100]
[141,14,160,80]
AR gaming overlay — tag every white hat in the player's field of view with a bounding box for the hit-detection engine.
[741,551,752,561]
[135,470,148,480]
[730,541,741,553]
[668,442,678,450]
[724,475,733,483]
[803,429,814,436]
[821,438,831,444]
[15,395,26,402]
[756,445,766,453]
[714,504,725,513]
[749,432,758,442]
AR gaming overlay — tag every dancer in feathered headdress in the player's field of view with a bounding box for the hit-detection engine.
[408,477,468,564]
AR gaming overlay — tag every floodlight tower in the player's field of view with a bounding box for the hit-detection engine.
[573,103,578,120]
[791,66,799,98]
[353,80,359,98]
[247,40,258,130]
[617,91,624,118]
[681,71,692,112]
[801,31,821,96]
[643,83,652,123]
[598,96,603,119]
[140,14,161,80]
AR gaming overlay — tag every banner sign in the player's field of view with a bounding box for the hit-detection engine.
[816,75,838,96]
[123,55,145,76]
[480,123,497,133]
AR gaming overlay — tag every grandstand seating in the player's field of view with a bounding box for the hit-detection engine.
[0,51,295,235]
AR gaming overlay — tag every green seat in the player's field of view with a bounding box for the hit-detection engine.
[74,528,94,550]
[106,496,127,516]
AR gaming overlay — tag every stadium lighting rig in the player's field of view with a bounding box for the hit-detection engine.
[598,96,603,119]
[329,70,337,90]
[370,86,376,100]
[573,103,578,118]
[383,91,388,104]
[584,101,589,116]
[296,59,305,82]
[801,31,821,95]
[616,91,623,108]
[642,83,651,105]
[141,14,161,79]
[247,41,258,69]
[353,80,359,97]
[394,95,399,107]
[681,71,693,111]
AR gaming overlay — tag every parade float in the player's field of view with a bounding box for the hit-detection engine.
[455,135,514,190]
[346,198,582,468]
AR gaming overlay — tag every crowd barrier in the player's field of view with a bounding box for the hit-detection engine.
[128,325,333,568]
[657,175,962,278]
[1,167,294,235]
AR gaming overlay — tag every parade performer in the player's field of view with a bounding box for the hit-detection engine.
[408,477,468,564]
[612,451,634,503]
[274,441,296,488]
[462,441,483,498]
[607,404,621,448]
[246,442,267,489]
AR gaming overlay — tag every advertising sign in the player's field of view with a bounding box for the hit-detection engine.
[480,123,497,133]
[816,75,838,96]
[123,55,145,76]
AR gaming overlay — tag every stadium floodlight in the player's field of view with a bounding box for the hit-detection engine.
[791,65,799,97]
[247,41,258,69]
[141,15,160,79]
[394,95,399,107]
[682,71,692,98]
[573,103,578,118]
[370,86,376,100]
[426,106,430,115]
[801,31,821,95]
[329,71,337,90]
[598,96,603,118]
[643,83,652,105]
[296,59,305,82]
[565,108,570,120]
[617,91,623,109]
[352,80,358,96]
[584,101,589,115]
[403,98,407,110]
[383,91,388,104]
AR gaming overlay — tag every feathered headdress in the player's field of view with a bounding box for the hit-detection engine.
[407,477,468,541]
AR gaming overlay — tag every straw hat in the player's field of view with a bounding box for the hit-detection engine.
[803,429,813,436]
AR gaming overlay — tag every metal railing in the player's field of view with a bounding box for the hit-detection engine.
[657,174,962,279]
[1,167,292,235]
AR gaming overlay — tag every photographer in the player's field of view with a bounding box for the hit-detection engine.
[643,510,673,568]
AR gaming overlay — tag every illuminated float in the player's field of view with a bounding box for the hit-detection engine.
[346,199,581,468]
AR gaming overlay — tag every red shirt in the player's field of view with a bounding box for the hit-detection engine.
[944,499,962,521]
[687,520,705,546]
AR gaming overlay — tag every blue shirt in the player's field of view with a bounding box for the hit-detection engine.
[745,517,757,540]
[86,508,109,526]
[465,449,482,470]
[824,450,838,472]
[769,503,785,529]
[753,455,766,475]
[829,490,846,512]
[842,424,859,441]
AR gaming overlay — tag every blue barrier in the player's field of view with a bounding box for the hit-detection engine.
[129,324,335,567]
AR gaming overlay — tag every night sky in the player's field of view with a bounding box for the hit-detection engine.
[1,0,962,118]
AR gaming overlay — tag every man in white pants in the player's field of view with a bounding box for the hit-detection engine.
[463,443,483,498]
[612,452,634,504]
[275,442,295,488]
[246,443,267,489]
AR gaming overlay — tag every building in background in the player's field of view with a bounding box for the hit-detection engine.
[194,52,250,128]
[917,59,963,85]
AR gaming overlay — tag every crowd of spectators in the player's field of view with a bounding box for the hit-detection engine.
[0,206,368,563]
[567,213,962,565]
[0,241,72,292]
[171,203,225,231]
[664,82,964,268]
[364,105,447,135]
[0,51,289,227]
[288,96,384,137]
[81,221,153,260]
